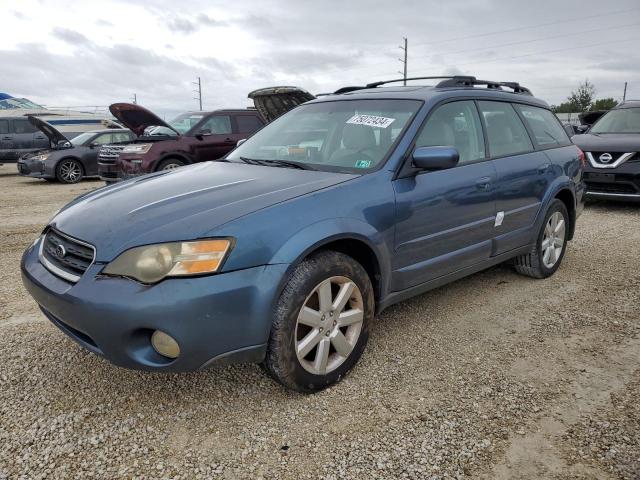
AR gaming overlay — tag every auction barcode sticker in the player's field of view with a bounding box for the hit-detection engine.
[346,114,395,129]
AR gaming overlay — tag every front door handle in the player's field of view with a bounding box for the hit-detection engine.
[475,177,492,191]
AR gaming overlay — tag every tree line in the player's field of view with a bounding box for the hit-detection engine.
[551,80,618,113]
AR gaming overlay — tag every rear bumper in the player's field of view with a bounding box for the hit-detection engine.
[21,237,289,372]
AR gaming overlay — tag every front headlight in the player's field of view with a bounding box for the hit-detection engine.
[102,239,233,284]
[122,143,153,154]
[32,153,50,161]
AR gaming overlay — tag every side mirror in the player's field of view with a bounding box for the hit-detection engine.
[89,142,98,149]
[412,146,459,170]
[195,129,212,140]
[237,138,247,147]
[576,125,589,134]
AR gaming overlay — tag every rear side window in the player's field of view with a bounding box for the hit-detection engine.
[515,104,571,147]
[236,115,263,134]
[415,100,485,164]
[0,120,8,134]
[478,101,533,158]
[12,119,37,134]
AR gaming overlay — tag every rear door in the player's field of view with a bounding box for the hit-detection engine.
[478,101,548,254]
[0,119,11,159]
[392,100,497,290]
[191,115,237,161]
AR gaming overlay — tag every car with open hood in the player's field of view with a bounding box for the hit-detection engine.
[98,102,268,182]
[22,76,585,392]
[17,116,134,183]
[572,100,640,202]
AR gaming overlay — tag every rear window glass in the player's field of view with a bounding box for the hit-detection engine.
[515,104,571,147]
[478,101,533,158]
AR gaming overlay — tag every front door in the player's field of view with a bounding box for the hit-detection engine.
[191,115,239,162]
[392,100,496,291]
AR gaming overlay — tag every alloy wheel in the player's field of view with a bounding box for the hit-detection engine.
[60,160,81,182]
[161,163,182,170]
[295,276,364,375]
[541,211,566,268]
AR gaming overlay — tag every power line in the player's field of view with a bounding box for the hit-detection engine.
[192,77,202,111]
[409,7,640,48]
[398,37,408,86]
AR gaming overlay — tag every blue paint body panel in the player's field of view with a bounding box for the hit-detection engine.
[21,84,585,372]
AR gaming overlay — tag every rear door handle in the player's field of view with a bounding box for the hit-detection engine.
[1,136,11,140]
[475,176,492,191]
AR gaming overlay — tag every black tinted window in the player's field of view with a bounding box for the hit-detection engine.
[0,120,7,134]
[478,101,533,157]
[515,104,571,147]
[236,115,263,134]
[12,119,37,134]
[415,100,485,164]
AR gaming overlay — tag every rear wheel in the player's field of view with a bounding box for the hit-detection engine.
[157,158,186,171]
[262,251,374,393]
[513,199,569,278]
[56,158,83,184]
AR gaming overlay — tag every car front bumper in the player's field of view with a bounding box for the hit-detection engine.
[21,237,288,372]
[583,163,640,202]
[17,158,52,178]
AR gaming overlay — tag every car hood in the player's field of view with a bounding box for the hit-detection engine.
[109,103,179,137]
[572,133,640,152]
[248,86,316,123]
[51,162,357,261]
[27,115,70,147]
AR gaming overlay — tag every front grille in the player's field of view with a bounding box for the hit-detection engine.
[97,144,126,165]
[586,181,639,195]
[587,151,636,167]
[39,229,95,282]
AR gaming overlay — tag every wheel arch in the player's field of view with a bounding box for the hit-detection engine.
[154,152,192,171]
[553,188,576,240]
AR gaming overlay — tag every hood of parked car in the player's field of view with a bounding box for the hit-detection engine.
[248,86,316,123]
[51,161,357,261]
[572,133,640,152]
[27,115,71,148]
[109,103,179,137]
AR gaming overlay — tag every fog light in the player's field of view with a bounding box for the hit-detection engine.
[151,330,180,359]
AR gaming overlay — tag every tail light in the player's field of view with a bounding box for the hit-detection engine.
[576,147,586,168]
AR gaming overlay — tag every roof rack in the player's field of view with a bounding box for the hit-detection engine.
[333,75,532,96]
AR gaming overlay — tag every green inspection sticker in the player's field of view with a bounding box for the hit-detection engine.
[355,160,372,168]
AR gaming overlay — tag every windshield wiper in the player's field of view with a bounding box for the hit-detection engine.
[239,157,316,170]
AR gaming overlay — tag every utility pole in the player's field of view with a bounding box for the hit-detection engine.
[131,93,137,104]
[623,82,628,102]
[398,37,408,86]
[193,77,202,111]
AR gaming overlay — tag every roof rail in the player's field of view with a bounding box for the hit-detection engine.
[333,75,532,96]
[436,76,532,95]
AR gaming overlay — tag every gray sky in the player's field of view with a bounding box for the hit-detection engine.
[2,0,639,118]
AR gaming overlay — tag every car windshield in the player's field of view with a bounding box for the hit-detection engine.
[70,132,94,146]
[590,107,640,134]
[169,113,205,134]
[227,99,422,172]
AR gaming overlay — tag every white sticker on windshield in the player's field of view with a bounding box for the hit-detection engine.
[346,114,395,129]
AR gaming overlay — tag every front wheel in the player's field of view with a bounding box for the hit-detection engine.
[262,251,374,393]
[56,159,83,184]
[513,199,569,278]
[157,158,186,171]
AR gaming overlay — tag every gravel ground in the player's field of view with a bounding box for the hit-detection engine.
[0,164,638,480]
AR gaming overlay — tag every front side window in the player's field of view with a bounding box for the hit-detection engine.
[590,107,640,134]
[478,101,533,157]
[199,115,232,135]
[227,99,421,173]
[111,132,133,143]
[92,133,114,145]
[415,100,485,164]
[516,104,570,147]
[12,119,37,134]
[0,120,8,134]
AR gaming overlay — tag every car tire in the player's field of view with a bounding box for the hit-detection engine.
[55,158,83,184]
[513,199,569,279]
[157,158,186,171]
[262,250,374,393]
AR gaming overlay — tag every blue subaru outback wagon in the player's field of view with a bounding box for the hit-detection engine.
[22,76,585,392]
